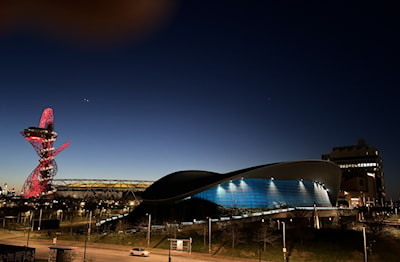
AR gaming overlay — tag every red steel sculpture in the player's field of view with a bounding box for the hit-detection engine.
[21,108,70,198]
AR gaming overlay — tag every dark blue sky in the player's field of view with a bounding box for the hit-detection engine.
[0,1,399,199]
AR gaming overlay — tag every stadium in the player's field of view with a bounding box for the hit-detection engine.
[53,179,153,201]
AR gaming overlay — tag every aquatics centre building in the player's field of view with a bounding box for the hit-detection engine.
[141,160,342,210]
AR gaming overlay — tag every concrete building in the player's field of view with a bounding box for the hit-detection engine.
[322,139,385,207]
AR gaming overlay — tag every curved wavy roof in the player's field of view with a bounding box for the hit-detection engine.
[142,160,341,205]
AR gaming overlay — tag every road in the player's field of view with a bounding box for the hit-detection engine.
[0,229,259,262]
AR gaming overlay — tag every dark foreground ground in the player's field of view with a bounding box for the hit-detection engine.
[1,222,400,262]
[33,223,400,262]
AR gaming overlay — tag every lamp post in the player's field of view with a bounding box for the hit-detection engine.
[38,208,42,231]
[146,213,151,248]
[208,217,212,254]
[26,211,33,247]
[83,210,92,262]
[174,220,177,239]
[282,221,287,262]
[88,210,92,240]
[262,218,267,252]
[363,226,368,262]
[168,239,171,262]
[83,233,87,262]
[24,211,33,262]
[259,218,265,262]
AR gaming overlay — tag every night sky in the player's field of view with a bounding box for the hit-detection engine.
[0,1,399,199]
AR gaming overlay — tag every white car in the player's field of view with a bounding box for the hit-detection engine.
[130,247,150,257]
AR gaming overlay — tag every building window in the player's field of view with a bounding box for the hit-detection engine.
[192,178,332,208]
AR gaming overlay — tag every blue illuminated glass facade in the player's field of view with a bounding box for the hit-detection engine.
[192,178,332,208]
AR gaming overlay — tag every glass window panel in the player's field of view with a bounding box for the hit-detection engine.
[193,178,332,208]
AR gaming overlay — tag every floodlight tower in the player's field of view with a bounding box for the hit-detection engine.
[21,108,70,198]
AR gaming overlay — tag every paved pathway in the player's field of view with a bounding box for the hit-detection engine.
[0,229,267,262]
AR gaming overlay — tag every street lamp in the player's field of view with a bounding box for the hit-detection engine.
[83,233,87,262]
[282,221,287,262]
[208,217,212,254]
[168,239,171,262]
[262,218,267,252]
[38,208,43,231]
[83,210,92,262]
[363,226,368,262]
[24,211,34,262]
[88,210,92,240]
[146,213,151,248]
[259,219,265,262]
[26,211,34,247]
